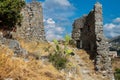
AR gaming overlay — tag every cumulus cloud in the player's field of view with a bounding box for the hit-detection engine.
[104,23,115,30]
[110,32,120,38]
[47,0,71,7]
[54,0,71,6]
[44,18,65,41]
[46,18,55,24]
[104,17,120,38]
[113,17,120,23]
[42,0,75,41]
[43,0,75,22]
[45,18,55,29]
[43,0,72,9]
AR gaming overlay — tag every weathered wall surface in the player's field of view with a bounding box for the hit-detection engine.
[94,3,114,79]
[72,16,86,41]
[72,11,96,52]
[13,2,46,42]
[72,2,114,80]
[82,11,96,52]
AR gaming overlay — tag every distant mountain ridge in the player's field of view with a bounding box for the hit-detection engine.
[109,35,120,56]
[109,36,120,43]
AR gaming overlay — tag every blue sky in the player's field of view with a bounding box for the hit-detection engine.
[26,0,120,40]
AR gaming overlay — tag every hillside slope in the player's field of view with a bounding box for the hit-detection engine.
[109,36,120,56]
[0,39,110,80]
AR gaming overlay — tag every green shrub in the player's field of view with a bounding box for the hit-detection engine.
[48,39,68,69]
[115,68,120,80]
[48,35,73,70]
[0,0,25,30]
[64,34,71,45]
[49,53,67,70]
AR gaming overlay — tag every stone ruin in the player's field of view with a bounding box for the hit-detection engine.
[13,1,46,42]
[72,2,114,80]
[0,1,116,80]
[0,1,46,56]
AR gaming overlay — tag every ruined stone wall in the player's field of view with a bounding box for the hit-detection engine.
[72,16,86,41]
[13,2,46,42]
[72,2,114,80]
[72,16,86,48]
[72,11,96,52]
[82,11,96,52]
[94,3,114,79]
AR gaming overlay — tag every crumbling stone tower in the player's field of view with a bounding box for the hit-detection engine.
[72,2,114,80]
[14,1,46,42]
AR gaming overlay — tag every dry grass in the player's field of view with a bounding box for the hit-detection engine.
[16,40,83,80]
[0,45,64,80]
[112,58,120,71]
[17,38,53,56]
[75,49,94,69]
[74,49,110,80]
[0,38,109,80]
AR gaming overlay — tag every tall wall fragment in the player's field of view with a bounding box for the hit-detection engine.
[72,2,114,80]
[13,2,46,42]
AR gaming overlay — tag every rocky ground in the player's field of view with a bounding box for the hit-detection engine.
[0,38,111,80]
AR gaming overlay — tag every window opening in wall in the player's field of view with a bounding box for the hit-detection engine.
[76,40,80,49]
[80,28,83,32]
[88,42,91,50]
[88,25,90,31]
[80,40,82,48]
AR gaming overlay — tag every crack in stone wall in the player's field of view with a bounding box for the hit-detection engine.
[72,2,114,80]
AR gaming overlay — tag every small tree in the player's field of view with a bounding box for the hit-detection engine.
[47,35,73,70]
[0,0,25,30]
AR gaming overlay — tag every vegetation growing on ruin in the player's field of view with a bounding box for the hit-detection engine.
[0,44,64,80]
[47,35,73,69]
[0,0,25,30]
[114,68,120,80]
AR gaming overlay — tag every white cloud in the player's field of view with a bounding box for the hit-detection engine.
[43,19,46,22]
[46,18,55,24]
[55,27,64,33]
[104,17,120,38]
[46,34,63,41]
[53,0,71,6]
[45,18,55,29]
[43,0,72,8]
[42,0,74,41]
[44,18,65,41]
[43,0,75,21]
[113,17,120,23]
[104,23,115,30]
[110,32,120,38]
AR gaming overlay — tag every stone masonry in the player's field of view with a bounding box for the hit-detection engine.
[72,2,114,80]
[13,1,46,42]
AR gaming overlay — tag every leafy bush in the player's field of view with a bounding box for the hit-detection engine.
[48,39,67,69]
[49,52,67,70]
[48,35,73,70]
[115,68,120,80]
[0,0,25,30]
